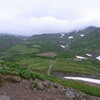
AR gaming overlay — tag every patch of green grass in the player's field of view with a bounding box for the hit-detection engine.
[9,44,38,54]
[0,61,100,97]
[69,30,100,53]
[51,59,100,75]
[18,57,100,76]
[18,57,54,73]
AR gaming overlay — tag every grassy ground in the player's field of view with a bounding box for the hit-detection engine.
[8,44,38,54]
[0,61,100,97]
[17,57,100,76]
[18,57,53,73]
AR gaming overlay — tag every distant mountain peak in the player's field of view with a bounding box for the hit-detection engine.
[85,26,98,29]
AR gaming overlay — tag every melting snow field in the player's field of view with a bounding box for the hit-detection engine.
[64,77,100,84]
[80,34,84,37]
[61,33,65,38]
[60,45,66,48]
[76,56,88,59]
[86,54,92,57]
[68,36,73,39]
[96,56,100,61]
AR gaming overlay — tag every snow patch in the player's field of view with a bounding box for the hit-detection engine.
[86,54,92,57]
[68,36,73,39]
[61,33,65,38]
[76,56,88,59]
[64,77,100,84]
[96,56,100,61]
[60,45,66,48]
[80,34,84,37]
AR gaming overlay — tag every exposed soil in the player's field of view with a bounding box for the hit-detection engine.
[0,75,67,100]
[0,80,68,100]
[0,75,100,100]
[36,52,57,57]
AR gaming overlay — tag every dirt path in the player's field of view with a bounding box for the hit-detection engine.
[47,59,57,75]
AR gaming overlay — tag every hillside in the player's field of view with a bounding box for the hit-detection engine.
[0,26,99,59]
[0,62,100,100]
[69,27,100,55]
[0,26,100,99]
[0,34,23,53]
[0,26,100,78]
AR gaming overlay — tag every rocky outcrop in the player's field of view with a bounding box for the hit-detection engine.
[31,79,96,100]
[0,95,10,100]
[0,75,100,100]
[65,88,88,100]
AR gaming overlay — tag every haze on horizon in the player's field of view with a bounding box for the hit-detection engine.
[0,0,100,36]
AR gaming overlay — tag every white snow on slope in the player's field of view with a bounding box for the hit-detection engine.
[80,34,84,37]
[64,77,100,84]
[68,36,73,39]
[76,56,88,59]
[61,33,65,38]
[60,45,66,48]
[86,54,92,57]
[96,56,100,61]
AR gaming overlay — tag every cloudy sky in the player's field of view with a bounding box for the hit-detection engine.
[0,0,100,36]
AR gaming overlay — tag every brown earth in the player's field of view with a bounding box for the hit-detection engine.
[36,52,57,57]
[0,80,66,100]
[0,75,100,100]
[0,76,68,100]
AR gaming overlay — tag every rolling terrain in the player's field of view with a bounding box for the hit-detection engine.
[0,34,23,53]
[0,26,100,99]
[0,26,100,77]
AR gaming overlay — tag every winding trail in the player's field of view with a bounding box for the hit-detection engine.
[47,59,57,76]
[64,77,100,84]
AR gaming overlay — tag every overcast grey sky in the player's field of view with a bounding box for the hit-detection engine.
[0,0,100,36]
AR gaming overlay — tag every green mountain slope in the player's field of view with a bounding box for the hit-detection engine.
[69,27,100,54]
[0,27,100,99]
[0,26,99,60]
[0,26,100,78]
[0,34,23,52]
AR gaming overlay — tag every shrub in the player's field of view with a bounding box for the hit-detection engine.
[19,70,31,79]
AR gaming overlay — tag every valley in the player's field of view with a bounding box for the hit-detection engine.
[0,26,100,99]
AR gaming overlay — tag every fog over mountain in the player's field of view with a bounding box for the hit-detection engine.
[0,0,100,36]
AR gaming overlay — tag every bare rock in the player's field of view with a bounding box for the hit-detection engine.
[0,95,10,100]
[65,88,87,100]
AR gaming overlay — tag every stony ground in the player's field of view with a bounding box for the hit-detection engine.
[0,79,67,100]
[0,75,100,100]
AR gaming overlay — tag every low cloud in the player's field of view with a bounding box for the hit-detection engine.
[0,0,100,36]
